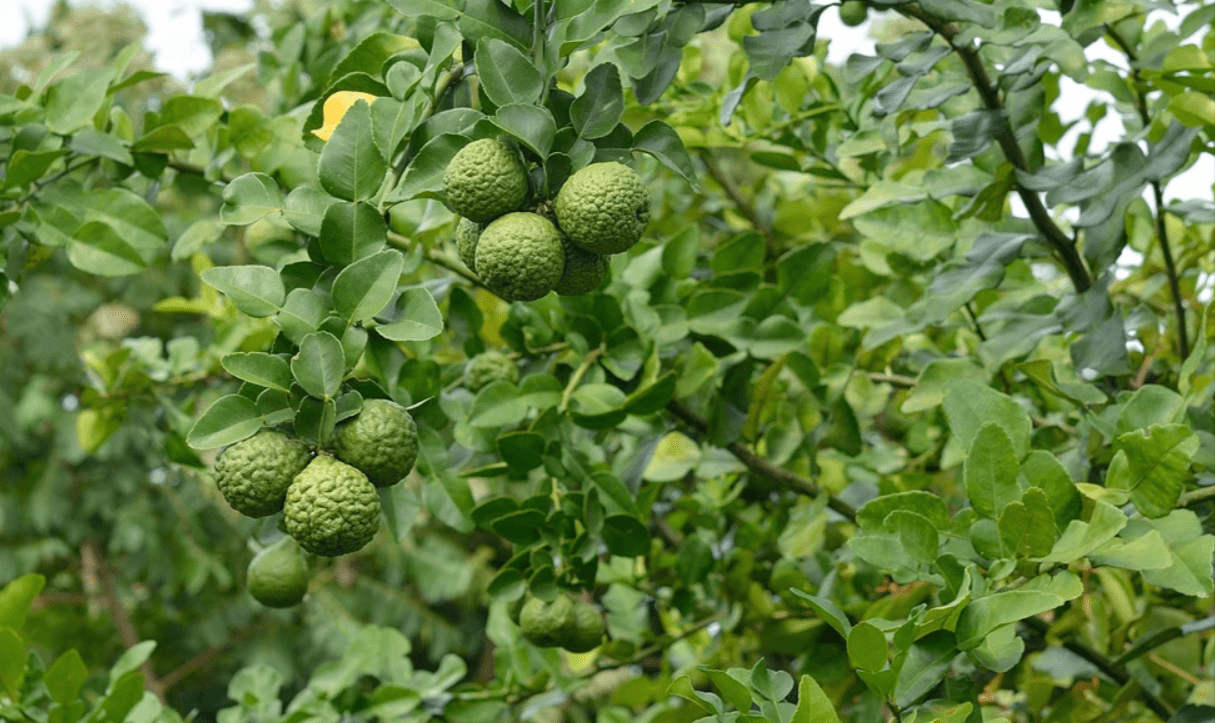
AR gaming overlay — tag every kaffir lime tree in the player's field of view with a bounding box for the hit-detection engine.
[0,0,1212,721]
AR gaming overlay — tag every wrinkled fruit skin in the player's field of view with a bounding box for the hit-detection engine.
[564,601,606,653]
[519,594,576,648]
[463,350,519,392]
[456,218,483,273]
[284,456,381,556]
[840,0,867,26]
[333,399,418,487]
[475,212,565,302]
[247,537,309,608]
[215,430,312,518]
[554,162,650,255]
[555,236,609,296]
[443,139,528,223]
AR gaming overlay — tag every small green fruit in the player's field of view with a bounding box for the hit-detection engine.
[443,139,528,223]
[247,537,309,608]
[284,456,381,556]
[519,594,576,648]
[214,430,312,518]
[554,236,608,296]
[554,162,650,255]
[455,218,484,273]
[840,1,868,26]
[474,212,565,302]
[564,600,606,653]
[507,595,527,624]
[463,350,519,392]
[333,399,419,487]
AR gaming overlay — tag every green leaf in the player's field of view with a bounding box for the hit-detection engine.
[633,120,699,191]
[186,395,263,450]
[0,574,46,631]
[964,423,1022,520]
[109,639,156,684]
[386,133,467,202]
[676,535,714,585]
[475,38,543,107]
[221,353,292,392]
[292,332,346,399]
[2,149,68,190]
[776,244,836,306]
[642,431,701,482]
[283,187,335,237]
[0,628,26,696]
[856,490,950,531]
[45,649,88,704]
[602,515,651,556]
[997,490,1057,559]
[1021,451,1082,529]
[1040,500,1128,564]
[375,287,444,341]
[386,0,461,20]
[572,63,625,140]
[319,201,388,267]
[200,265,285,318]
[492,103,556,157]
[847,622,889,672]
[333,250,404,322]
[220,173,284,226]
[295,396,337,446]
[790,674,841,723]
[1107,424,1198,518]
[944,379,1032,460]
[1135,511,1215,596]
[458,0,531,51]
[277,288,328,344]
[894,631,958,707]
[789,590,852,638]
[955,572,1083,649]
[885,510,940,565]
[45,68,115,133]
[569,384,629,430]
[68,221,147,277]
[497,432,546,473]
[318,98,387,202]
[328,32,419,86]
[700,668,753,713]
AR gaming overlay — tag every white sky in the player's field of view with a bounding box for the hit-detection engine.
[0,0,1209,202]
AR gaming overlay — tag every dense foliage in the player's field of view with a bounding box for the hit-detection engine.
[0,0,1212,722]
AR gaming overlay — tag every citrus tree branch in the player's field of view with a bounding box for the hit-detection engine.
[898,4,1093,294]
[1104,24,1190,359]
[1021,616,1172,720]
[697,149,778,257]
[665,399,857,521]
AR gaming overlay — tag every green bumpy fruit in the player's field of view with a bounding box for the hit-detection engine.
[455,218,483,273]
[564,600,606,653]
[214,430,312,517]
[463,350,519,392]
[247,537,309,608]
[333,399,418,487]
[554,162,650,255]
[839,0,867,26]
[519,594,576,648]
[444,139,528,223]
[555,236,608,296]
[284,456,381,556]
[475,212,565,302]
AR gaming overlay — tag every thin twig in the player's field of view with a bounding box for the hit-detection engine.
[1021,616,1172,720]
[559,347,605,413]
[665,399,857,520]
[1105,24,1190,359]
[1179,485,1215,508]
[899,4,1092,293]
[697,149,778,258]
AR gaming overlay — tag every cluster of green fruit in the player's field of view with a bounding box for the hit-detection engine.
[509,591,606,654]
[213,400,419,606]
[444,138,652,301]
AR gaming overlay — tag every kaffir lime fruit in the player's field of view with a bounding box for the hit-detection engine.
[463,350,519,392]
[554,162,650,255]
[455,217,483,273]
[214,430,312,518]
[333,399,418,487]
[284,456,381,557]
[519,594,576,648]
[247,537,309,608]
[474,212,565,302]
[443,139,528,223]
[554,235,609,296]
[564,600,607,653]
